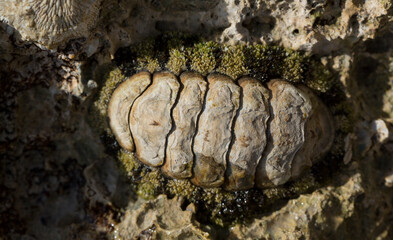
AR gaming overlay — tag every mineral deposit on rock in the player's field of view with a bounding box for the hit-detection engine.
[108,72,334,190]
[0,0,101,48]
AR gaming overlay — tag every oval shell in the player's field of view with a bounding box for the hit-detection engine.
[108,71,334,190]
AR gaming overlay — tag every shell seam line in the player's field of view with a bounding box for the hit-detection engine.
[127,73,153,155]
[190,74,210,179]
[162,75,183,170]
[224,80,243,186]
[255,81,274,188]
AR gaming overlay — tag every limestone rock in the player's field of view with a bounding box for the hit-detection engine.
[107,72,151,151]
[0,0,101,48]
[162,72,207,179]
[129,72,180,167]
[192,74,240,188]
[116,195,210,239]
[225,77,270,191]
[256,80,312,187]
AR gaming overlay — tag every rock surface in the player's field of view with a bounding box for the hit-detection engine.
[225,77,270,190]
[192,74,241,188]
[163,72,207,179]
[0,0,101,48]
[107,71,151,151]
[1,0,393,239]
[129,72,180,167]
[115,195,210,240]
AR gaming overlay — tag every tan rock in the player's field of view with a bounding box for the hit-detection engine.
[291,86,335,179]
[107,72,151,151]
[116,195,210,239]
[256,80,312,187]
[129,72,180,167]
[191,74,240,188]
[0,0,101,48]
[162,72,207,179]
[224,77,270,191]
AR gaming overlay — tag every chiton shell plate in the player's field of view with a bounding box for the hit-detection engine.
[108,71,334,190]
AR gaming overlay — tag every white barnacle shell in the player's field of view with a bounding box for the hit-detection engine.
[0,0,101,48]
[108,71,335,191]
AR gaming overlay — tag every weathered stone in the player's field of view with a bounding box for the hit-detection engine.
[107,72,151,151]
[256,80,312,187]
[224,77,270,191]
[162,72,207,179]
[0,0,101,48]
[291,86,335,179]
[191,74,240,188]
[129,72,180,167]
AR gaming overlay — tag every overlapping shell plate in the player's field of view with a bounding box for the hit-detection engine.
[108,71,335,191]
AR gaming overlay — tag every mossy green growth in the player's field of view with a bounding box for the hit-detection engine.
[217,44,249,79]
[305,60,334,92]
[131,39,161,73]
[90,66,125,135]
[121,33,334,93]
[118,150,142,176]
[189,41,219,76]
[137,169,165,200]
[166,48,187,75]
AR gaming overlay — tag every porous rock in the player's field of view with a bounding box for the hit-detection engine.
[162,72,207,179]
[0,0,101,48]
[115,195,210,239]
[129,72,180,167]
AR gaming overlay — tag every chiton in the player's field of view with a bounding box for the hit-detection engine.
[108,71,334,191]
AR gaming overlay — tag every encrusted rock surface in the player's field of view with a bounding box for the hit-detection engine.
[0,0,101,48]
[115,195,210,239]
[1,0,393,239]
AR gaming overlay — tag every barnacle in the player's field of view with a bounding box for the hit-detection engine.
[0,0,102,47]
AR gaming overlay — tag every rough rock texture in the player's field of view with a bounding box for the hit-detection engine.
[129,72,180,167]
[229,170,364,239]
[192,74,240,188]
[225,77,270,191]
[256,79,312,187]
[107,71,151,151]
[163,72,207,179]
[1,0,393,239]
[115,195,210,239]
[0,0,101,48]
